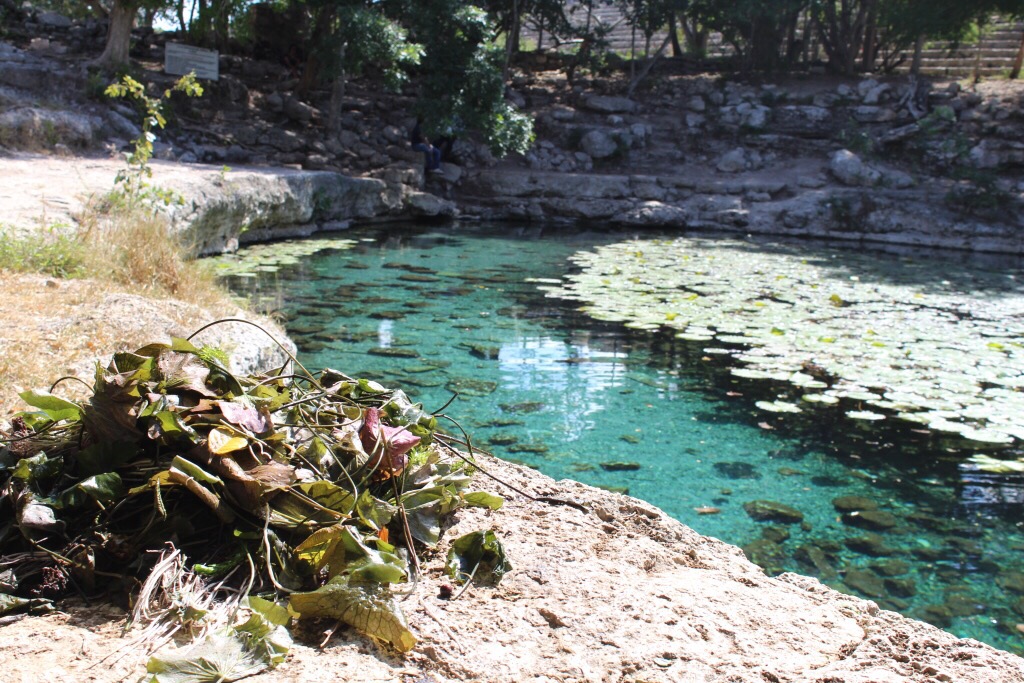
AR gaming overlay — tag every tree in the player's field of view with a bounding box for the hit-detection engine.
[395,0,534,156]
[94,0,173,70]
[318,4,423,136]
[687,0,809,72]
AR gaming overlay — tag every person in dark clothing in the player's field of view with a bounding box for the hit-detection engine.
[410,119,442,172]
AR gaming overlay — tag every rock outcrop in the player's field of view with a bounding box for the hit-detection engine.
[0,155,456,254]
[0,454,1022,682]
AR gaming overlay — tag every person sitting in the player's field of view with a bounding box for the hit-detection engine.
[410,119,442,173]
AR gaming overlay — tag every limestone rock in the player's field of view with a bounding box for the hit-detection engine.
[721,102,771,129]
[579,129,619,159]
[772,105,833,137]
[830,149,881,186]
[37,11,72,28]
[0,107,102,147]
[582,95,637,114]
[613,200,689,227]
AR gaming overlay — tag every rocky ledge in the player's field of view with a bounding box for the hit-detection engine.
[1,453,1022,682]
[0,154,455,255]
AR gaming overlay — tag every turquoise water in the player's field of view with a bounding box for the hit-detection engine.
[220,224,1024,655]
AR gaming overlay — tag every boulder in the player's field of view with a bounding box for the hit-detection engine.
[829,149,881,186]
[772,105,833,138]
[0,108,102,148]
[721,102,771,130]
[36,11,72,28]
[582,95,637,114]
[613,201,689,227]
[579,129,618,159]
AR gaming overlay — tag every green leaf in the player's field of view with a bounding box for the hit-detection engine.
[462,491,504,510]
[13,452,62,487]
[75,440,137,477]
[294,525,406,583]
[170,456,222,486]
[59,472,124,508]
[289,575,417,652]
[0,593,51,616]
[17,390,82,422]
[354,490,396,532]
[445,530,512,586]
[233,597,292,668]
[268,481,355,529]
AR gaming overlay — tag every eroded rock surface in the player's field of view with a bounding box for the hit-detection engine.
[0,455,1021,682]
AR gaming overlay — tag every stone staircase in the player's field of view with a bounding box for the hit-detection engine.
[523,5,1023,77]
[904,18,1024,79]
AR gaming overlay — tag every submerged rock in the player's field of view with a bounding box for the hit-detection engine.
[367,347,419,358]
[713,461,762,480]
[844,569,887,599]
[842,510,899,531]
[599,461,641,472]
[832,495,879,512]
[743,500,804,524]
[794,544,838,580]
[445,378,498,396]
[845,533,898,557]
[742,538,786,574]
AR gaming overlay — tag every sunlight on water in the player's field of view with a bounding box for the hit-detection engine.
[219,224,1024,655]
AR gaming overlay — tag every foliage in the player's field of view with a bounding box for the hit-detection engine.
[0,331,507,657]
[0,223,84,278]
[401,0,534,157]
[104,73,203,209]
[687,0,807,71]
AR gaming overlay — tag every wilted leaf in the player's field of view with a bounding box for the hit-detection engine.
[445,530,511,586]
[233,596,292,668]
[0,593,51,616]
[268,481,354,529]
[289,575,416,652]
[142,630,272,683]
[354,490,396,531]
[208,428,249,455]
[218,401,270,435]
[156,351,216,397]
[294,525,406,583]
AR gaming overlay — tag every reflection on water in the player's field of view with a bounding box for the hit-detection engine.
[220,224,1024,655]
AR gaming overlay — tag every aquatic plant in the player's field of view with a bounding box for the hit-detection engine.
[542,237,1024,445]
[0,323,507,677]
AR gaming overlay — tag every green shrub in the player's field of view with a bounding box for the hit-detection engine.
[0,224,84,278]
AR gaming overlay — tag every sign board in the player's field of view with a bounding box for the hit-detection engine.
[164,42,219,81]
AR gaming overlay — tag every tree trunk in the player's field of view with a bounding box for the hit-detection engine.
[627,31,671,97]
[861,0,878,72]
[910,33,924,76]
[328,45,346,137]
[504,0,520,80]
[176,0,186,33]
[669,13,682,58]
[1010,31,1024,79]
[95,0,138,69]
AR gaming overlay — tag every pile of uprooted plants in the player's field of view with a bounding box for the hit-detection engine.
[0,323,510,681]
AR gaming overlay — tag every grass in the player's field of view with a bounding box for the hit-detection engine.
[0,206,236,416]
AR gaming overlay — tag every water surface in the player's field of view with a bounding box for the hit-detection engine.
[218,224,1024,655]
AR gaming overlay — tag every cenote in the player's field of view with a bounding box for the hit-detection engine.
[214,223,1024,655]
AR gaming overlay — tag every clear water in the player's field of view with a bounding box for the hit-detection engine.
[220,224,1024,655]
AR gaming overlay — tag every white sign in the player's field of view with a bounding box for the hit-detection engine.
[164,42,219,81]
